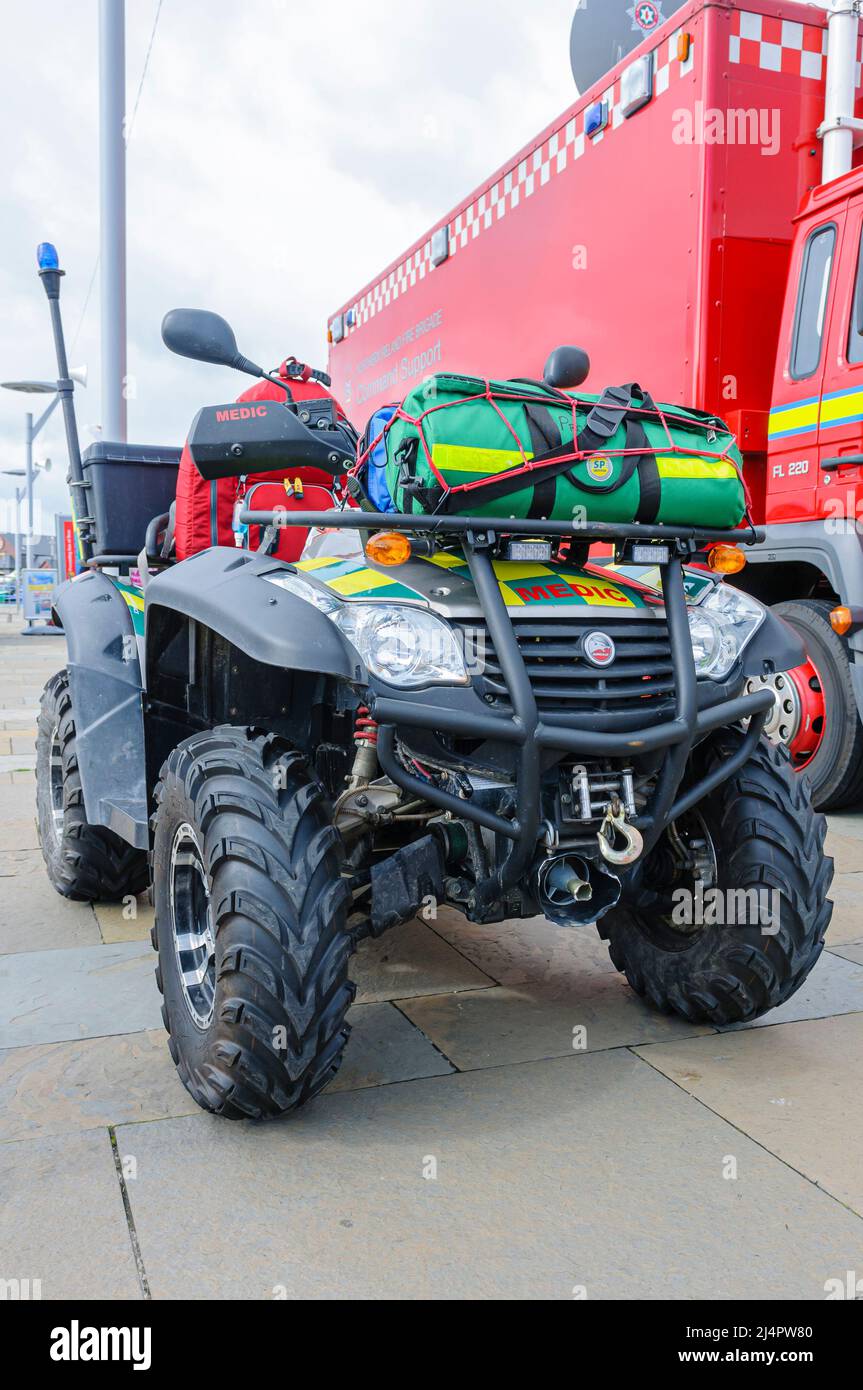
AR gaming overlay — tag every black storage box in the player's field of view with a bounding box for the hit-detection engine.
[81,442,182,558]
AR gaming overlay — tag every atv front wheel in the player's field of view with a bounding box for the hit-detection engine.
[599,734,832,1026]
[36,670,149,902]
[151,727,354,1119]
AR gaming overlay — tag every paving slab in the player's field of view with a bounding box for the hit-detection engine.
[0,782,37,819]
[828,939,863,966]
[0,941,161,1048]
[118,1050,863,1300]
[0,1029,195,1143]
[0,849,43,877]
[827,811,863,842]
[330,1001,454,1094]
[0,815,39,851]
[0,757,38,777]
[431,905,616,986]
[824,831,862,875]
[0,708,38,727]
[398,976,713,1071]
[0,872,101,954]
[826,873,863,945]
[350,917,493,1003]
[635,1013,863,1218]
[0,1129,141,1299]
[94,896,154,944]
[720,949,863,1031]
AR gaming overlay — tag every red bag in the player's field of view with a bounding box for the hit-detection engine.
[241,480,339,562]
[174,360,348,560]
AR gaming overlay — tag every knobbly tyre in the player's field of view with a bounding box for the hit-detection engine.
[33,254,833,1120]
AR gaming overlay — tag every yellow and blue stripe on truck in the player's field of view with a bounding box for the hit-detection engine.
[768,386,863,441]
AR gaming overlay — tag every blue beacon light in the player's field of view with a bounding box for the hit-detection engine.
[37,242,60,271]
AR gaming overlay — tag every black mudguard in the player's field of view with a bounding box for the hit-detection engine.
[740,606,807,679]
[144,547,366,681]
[51,571,149,849]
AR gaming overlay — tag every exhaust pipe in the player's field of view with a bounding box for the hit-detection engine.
[536,853,621,928]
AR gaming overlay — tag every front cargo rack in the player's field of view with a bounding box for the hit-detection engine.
[238,507,773,909]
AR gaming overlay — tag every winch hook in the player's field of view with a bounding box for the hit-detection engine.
[598,801,644,867]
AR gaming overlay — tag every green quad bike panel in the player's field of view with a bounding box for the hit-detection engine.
[383,374,746,528]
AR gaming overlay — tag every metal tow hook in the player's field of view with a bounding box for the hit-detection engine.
[598,802,644,867]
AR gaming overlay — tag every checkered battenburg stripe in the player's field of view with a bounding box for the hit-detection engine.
[337,25,697,337]
[729,8,861,84]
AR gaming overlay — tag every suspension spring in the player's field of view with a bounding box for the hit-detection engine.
[354,705,378,748]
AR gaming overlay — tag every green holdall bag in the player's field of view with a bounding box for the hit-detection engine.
[380,374,747,528]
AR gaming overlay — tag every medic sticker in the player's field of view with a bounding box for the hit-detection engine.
[586,454,614,482]
[628,1,664,33]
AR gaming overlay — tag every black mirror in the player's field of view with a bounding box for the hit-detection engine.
[543,345,591,390]
[161,308,263,378]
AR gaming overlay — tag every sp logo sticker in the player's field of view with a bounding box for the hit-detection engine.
[586,454,614,482]
[583,631,616,667]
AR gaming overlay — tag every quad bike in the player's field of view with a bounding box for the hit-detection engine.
[33,247,833,1120]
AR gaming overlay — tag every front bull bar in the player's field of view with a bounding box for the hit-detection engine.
[239,509,776,902]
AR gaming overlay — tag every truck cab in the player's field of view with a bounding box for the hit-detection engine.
[738,164,863,806]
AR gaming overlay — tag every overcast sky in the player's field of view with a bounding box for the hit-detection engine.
[0,0,581,528]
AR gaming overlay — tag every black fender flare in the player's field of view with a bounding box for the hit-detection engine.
[144,547,367,681]
[51,571,148,849]
[740,606,807,678]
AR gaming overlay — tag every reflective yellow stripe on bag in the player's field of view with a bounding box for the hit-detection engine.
[655,456,739,481]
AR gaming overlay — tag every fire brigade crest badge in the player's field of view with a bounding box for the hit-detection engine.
[628,1,664,33]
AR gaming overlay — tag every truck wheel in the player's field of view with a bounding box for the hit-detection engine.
[599,734,832,1025]
[766,598,863,810]
[151,727,354,1120]
[35,670,149,902]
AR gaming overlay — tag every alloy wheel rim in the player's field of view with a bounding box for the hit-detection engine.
[47,726,65,848]
[169,822,216,1030]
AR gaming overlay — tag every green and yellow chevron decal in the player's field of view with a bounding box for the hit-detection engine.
[297,550,645,610]
[425,553,644,608]
[294,555,421,602]
[112,577,145,635]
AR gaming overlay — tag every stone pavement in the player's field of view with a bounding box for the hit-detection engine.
[0,607,861,1299]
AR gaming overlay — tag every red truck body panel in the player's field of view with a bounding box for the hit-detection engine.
[328,0,863,529]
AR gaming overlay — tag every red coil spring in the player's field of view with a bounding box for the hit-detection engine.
[354,705,378,747]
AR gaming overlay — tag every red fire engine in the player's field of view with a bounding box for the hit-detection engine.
[326,0,863,810]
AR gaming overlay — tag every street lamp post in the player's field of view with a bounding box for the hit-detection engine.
[2,371,85,568]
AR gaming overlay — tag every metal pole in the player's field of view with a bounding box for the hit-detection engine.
[822,0,861,184]
[99,0,127,442]
[14,489,22,614]
[25,412,34,569]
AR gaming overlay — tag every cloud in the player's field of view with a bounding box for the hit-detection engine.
[0,0,575,528]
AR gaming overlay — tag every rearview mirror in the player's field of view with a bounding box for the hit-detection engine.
[543,345,591,390]
[161,308,264,378]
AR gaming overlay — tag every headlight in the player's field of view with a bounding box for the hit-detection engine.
[263,575,468,687]
[687,583,765,680]
[334,604,469,687]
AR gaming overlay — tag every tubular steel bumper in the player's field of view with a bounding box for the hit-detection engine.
[240,508,774,898]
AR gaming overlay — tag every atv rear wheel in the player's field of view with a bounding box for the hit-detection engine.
[36,670,149,902]
[599,734,832,1026]
[151,727,354,1120]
